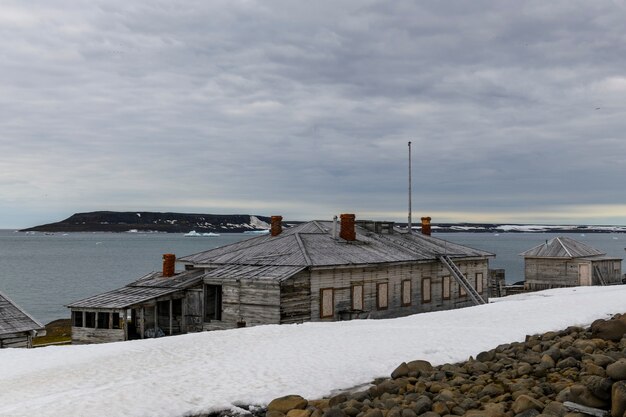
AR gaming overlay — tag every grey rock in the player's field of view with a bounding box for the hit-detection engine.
[611,381,626,417]
[392,362,410,379]
[413,395,432,415]
[607,359,626,381]
[323,408,346,417]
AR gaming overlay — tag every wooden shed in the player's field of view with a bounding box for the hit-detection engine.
[521,236,622,291]
[0,289,46,348]
[178,215,494,331]
[67,268,205,344]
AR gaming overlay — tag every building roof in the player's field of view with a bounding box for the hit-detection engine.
[179,220,493,267]
[0,290,45,336]
[67,269,204,309]
[520,236,607,258]
[204,265,307,282]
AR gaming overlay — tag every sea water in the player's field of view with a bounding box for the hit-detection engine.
[1,229,624,324]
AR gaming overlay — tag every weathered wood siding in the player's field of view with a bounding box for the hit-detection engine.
[0,333,31,348]
[526,258,623,290]
[71,327,125,345]
[203,278,280,330]
[280,271,311,324]
[525,258,580,290]
[592,259,622,284]
[309,259,489,321]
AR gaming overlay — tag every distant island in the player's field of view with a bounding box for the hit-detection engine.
[21,211,626,233]
[21,211,275,233]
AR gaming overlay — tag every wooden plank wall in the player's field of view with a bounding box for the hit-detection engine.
[71,327,125,345]
[309,259,489,321]
[525,259,582,290]
[593,259,622,284]
[204,278,281,330]
[280,271,311,324]
[0,333,31,348]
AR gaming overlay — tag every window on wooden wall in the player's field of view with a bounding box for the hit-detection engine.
[401,280,412,306]
[85,312,96,328]
[352,285,364,310]
[72,311,83,327]
[475,273,483,293]
[442,276,451,300]
[459,275,467,298]
[97,312,109,329]
[614,262,621,276]
[112,312,121,329]
[205,285,223,321]
[320,288,334,318]
[377,283,388,310]
[422,278,431,303]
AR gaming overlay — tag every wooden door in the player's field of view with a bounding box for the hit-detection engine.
[579,263,591,286]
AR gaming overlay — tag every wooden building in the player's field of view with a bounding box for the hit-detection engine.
[0,289,46,348]
[67,266,205,344]
[179,215,493,330]
[68,215,494,343]
[521,236,623,291]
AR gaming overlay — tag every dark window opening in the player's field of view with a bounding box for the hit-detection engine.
[72,311,83,327]
[85,312,96,328]
[112,312,121,329]
[97,312,109,329]
[205,285,223,321]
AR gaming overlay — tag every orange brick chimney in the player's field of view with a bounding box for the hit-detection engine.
[270,215,283,236]
[340,213,356,241]
[421,217,431,236]
[162,253,176,277]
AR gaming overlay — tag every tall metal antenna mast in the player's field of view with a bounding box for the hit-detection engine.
[408,141,412,233]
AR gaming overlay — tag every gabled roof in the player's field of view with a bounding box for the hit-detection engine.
[0,290,45,336]
[520,236,605,258]
[179,221,493,267]
[67,269,204,309]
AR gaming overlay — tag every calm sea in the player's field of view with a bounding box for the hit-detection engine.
[1,230,624,324]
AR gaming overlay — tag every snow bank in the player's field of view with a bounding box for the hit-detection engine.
[1,286,625,417]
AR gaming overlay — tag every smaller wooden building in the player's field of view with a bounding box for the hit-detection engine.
[0,289,46,348]
[521,236,622,291]
[67,260,205,344]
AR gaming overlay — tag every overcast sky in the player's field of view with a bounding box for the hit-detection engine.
[2,1,626,228]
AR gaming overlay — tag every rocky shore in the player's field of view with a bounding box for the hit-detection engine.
[257,313,626,417]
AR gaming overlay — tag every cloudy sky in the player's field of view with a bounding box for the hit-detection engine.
[2,1,626,228]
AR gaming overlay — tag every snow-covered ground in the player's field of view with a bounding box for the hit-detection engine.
[1,286,625,417]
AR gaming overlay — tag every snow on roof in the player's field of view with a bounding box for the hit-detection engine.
[520,236,606,258]
[1,286,625,417]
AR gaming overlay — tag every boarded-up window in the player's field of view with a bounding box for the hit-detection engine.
[442,276,451,300]
[614,262,621,275]
[401,280,412,306]
[475,273,483,293]
[377,283,388,310]
[422,278,431,303]
[352,285,364,310]
[72,311,83,327]
[320,288,334,318]
[460,276,467,297]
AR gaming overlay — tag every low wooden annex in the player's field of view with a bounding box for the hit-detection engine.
[67,215,494,344]
[0,290,46,348]
[521,236,623,291]
[67,269,205,344]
